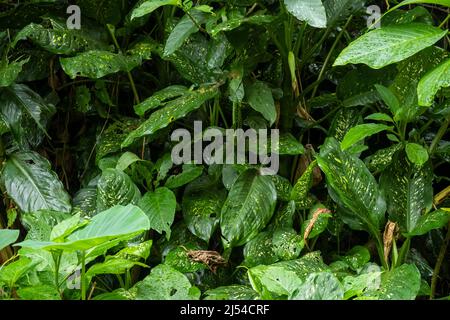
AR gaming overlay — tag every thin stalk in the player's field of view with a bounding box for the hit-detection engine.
[80,251,87,301]
[107,25,140,104]
[311,15,353,99]
[439,14,450,28]
[430,222,450,299]
[53,251,63,292]
[396,237,411,268]
[429,117,450,155]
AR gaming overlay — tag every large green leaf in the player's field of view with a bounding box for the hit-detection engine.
[16,204,150,252]
[389,0,450,12]
[122,84,218,147]
[390,47,448,122]
[248,252,328,299]
[341,123,392,151]
[380,152,433,233]
[0,229,20,251]
[284,0,327,28]
[130,0,180,20]
[138,187,176,240]
[407,210,450,236]
[334,23,447,69]
[96,168,141,212]
[0,84,55,148]
[370,264,421,300]
[60,50,146,79]
[182,176,226,242]
[204,286,259,300]
[246,81,277,126]
[0,58,29,87]
[1,152,71,213]
[418,58,450,106]
[134,85,188,116]
[323,0,365,27]
[316,138,385,237]
[164,11,208,57]
[291,272,344,300]
[134,264,200,300]
[220,169,277,248]
[12,23,109,55]
[0,257,37,288]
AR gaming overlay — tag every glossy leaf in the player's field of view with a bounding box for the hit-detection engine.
[407,210,450,236]
[246,81,277,126]
[341,123,392,151]
[317,138,385,236]
[220,169,277,248]
[122,85,218,147]
[134,85,188,116]
[138,187,177,240]
[131,0,180,20]
[1,151,71,213]
[284,0,327,28]
[291,272,344,300]
[418,58,450,106]
[380,152,433,233]
[405,143,429,166]
[334,24,447,69]
[0,229,20,251]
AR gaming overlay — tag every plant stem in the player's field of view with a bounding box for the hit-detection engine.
[80,251,87,301]
[396,237,411,267]
[429,117,450,155]
[430,222,450,299]
[439,14,450,28]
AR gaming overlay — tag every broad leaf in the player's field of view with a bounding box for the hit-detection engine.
[418,58,450,106]
[317,138,385,237]
[220,169,277,248]
[0,229,20,251]
[122,85,218,147]
[284,0,327,28]
[0,58,29,87]
[96,168,141,212]
[1,152,71,213]
[407,210,450,236]
[334,23,447,69]
[405,143,429,166]
[291,272,344,300]
[245,81,277,126]
[380,152,433,233]
[204,286,259,300]
[131,0,180,20]
[341,123,392,151]
[134,85,188,116]
[138,187,176,240]
[134,264,200,300]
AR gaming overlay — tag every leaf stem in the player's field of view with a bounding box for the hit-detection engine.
[80,251,87,301]
[429,117,450,155]
[430,221,450,299]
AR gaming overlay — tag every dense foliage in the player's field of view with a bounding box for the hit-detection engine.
[0,0,449,300]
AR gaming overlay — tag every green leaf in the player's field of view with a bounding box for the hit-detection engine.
[96,168,141,212]
[248,252,328,299]
[290,160,317,210]
[0,229,20,251]
[334,23,447,69]
[365,143,403,172]
[324,0,365,27]
[131,0,180,20]
[12,23,109,55]
[164,11,208,57]
[16,285,61,300]
[380,152,433,233]
[243,231,278,267]
[210,14,275,37]
[336,246,371,271]
[204,285,259,300]
[364,113,394,123]
[418,58,450,106]
[1,152,71,213]
[0,257,37,288]
[134,264,200,300]
[389,0,450,12]
[277,133,305,155]
[182,176,226,242]
[220,169,277,248]
[341,123,392,151]
[246,81,277,126]
[0,58,29,87]
[284,0,327,28]
[317,138,385,236]
[165,165,204,189]
[116,152,141,172]
[407,210,450,236]
[375,85,400,116]
[0,84,55,147]
[134,85,188,116]
[60,50,145,79]
[405,143,429,166]
[122,85,218,147]
[138,187,176,240]
[85,258,148,283]
[16,204,150,252]
[301,204,332,239]
[373,264,421,300]
[291,272,344,300]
